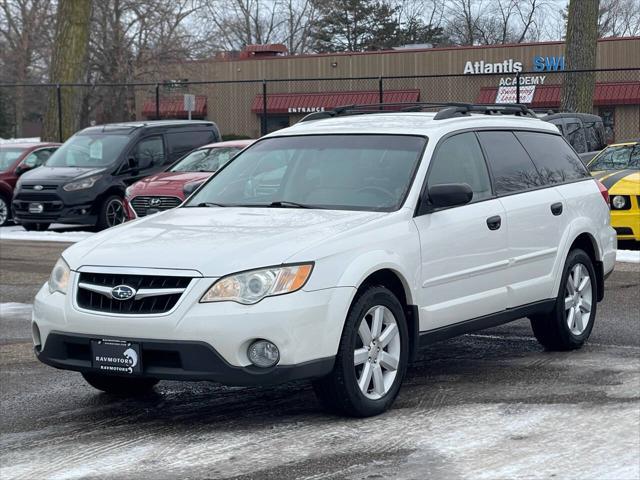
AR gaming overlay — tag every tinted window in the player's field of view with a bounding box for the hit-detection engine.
[565,122,587,153]
[186,135,426,212]
[167,131,216,156]
[478,131,542,195]
[427,132,492,202]
[515,132,590,185]
[134,136,165,168]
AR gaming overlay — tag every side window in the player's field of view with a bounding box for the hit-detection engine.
[477,131,542,195]
[565,122,587,153]
[427,132,492,203]
[134,136,165,168]
[515,132,590,185]
[167,131,216,160]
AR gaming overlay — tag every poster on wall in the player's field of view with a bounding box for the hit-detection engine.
[496,85,536,104]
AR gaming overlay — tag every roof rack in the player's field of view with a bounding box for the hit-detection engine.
[299,102,537,123]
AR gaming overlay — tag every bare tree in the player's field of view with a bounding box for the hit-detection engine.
[599,0,640,37]
[42,0,91,141]
[0,0,54,136]
[561,0,599,113]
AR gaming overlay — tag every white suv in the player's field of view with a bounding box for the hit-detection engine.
[34,104,616,417]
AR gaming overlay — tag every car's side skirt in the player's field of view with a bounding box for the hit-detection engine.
[418,299,556,346]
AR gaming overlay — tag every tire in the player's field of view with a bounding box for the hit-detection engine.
[530,248,597,351]
[96,195,126,230]
[0,195,9,227]
[22,222,50,232]
[312,285,409,417]
[82,372,159,395]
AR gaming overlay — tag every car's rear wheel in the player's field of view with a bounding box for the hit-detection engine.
[22,222,50,232]
[82,372,159,394]
[0,195,10,226]
[96,195,126,230]
[312,285,409,417]
[530,248,597,350]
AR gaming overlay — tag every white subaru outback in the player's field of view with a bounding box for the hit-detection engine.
[34,104,616,417]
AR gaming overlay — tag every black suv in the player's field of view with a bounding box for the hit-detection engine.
[541,113,607,163]
[13,120,220,231]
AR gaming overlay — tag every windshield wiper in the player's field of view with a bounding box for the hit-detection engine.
[269,200,311,209]
[188,202,227,207]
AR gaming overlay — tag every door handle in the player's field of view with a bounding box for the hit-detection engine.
[551,202,563,216]
[486,215,502,230]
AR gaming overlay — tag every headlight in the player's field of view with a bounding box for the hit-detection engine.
[63,175,102,192]
[125,186,133,198]
[201,264,313,304]
[48,257,70,294]
[611,195,628,210]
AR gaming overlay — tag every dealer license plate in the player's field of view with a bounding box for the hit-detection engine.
[91,339,141,375]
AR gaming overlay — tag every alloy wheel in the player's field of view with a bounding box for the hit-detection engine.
[354,305,401,400]
[0,197,7,225]
[565,263,593,335]
[106,199,126,227]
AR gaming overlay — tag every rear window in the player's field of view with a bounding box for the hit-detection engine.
[515,132,590,185]
[477,131,542,195]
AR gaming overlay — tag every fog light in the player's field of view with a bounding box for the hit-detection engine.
[611,195,626,209]
[247,340,279,368]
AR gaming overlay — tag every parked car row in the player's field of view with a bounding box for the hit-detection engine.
[8,120,224,231]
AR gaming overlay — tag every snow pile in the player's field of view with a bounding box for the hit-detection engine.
[0,225,93,243]
[617,249,640,264]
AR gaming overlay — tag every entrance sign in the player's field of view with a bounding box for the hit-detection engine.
[496,85,536,104]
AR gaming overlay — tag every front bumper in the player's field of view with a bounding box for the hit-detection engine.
[33,278,355,383]
[13,201,97,225]
[36,331,334,385]
[611,209,640,241]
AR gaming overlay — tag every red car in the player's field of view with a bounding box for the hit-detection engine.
[124,139,255,219]
[0,142,61,226]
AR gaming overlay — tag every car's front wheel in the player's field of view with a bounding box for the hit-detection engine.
[313,285,409,417]
[0,195,10,226]
[530,248,597,350]
[96,195,126,230]
[82,372,159,394]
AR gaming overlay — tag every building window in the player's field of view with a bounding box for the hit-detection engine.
[263,115,290,133]
[599,107,615,143]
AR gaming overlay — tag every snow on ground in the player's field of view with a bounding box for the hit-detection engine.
[0,303,32,317]
[0,225,93,243]
[617,249,640,264]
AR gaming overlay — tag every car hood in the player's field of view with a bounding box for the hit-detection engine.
[593,169,640,194]
[63,207,384,277]
[129,171,212,196]
[19,166,105,183]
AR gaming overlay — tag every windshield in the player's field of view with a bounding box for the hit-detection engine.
[170,147,241,173]
[185,135,426,212]
[46,134,130,168]
[0,147,26,172]
[589,144,639,171]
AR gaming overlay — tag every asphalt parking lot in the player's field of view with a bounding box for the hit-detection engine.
[1,239,639,480]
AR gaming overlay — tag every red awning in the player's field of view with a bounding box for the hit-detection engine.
[476,81,640,108]
[142,95,207,119]
[252,90,421,114]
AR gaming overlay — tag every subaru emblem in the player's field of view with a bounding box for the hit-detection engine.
[111,285,136,301]
[34,185,44,191]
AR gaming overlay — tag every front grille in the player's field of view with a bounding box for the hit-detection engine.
[14,192,61,202]
[22,184,58,191]
[77,272,192,314]
[130,196,182,217]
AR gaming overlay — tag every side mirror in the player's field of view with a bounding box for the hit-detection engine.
[427,183,473,209]
[183,181,203,198]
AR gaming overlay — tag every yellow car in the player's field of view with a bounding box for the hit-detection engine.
[588,140,640,241]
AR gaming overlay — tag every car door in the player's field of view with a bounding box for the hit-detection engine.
[124,135,167,183]
[477,130,565,308]
[413,132,509,331]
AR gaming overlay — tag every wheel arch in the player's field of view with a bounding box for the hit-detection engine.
[568,232,605,302]
[92,184,126,213]
[354,268,420,363]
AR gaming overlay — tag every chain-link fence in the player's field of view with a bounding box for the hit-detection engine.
[1,67,638,143]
